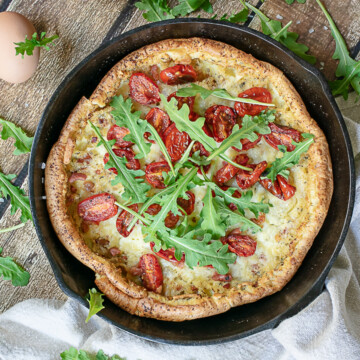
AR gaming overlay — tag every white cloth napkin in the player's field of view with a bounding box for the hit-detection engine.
[0,114,359,360]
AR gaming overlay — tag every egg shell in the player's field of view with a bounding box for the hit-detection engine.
[0,11,39,84]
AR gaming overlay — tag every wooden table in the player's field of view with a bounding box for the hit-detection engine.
[0,0,359,313]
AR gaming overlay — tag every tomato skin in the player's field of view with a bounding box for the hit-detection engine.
[236,161,267,190]
[212,105,237,142]
[234,87,272,117]
[251,212,266,227]
[139,254,163,293]
[150,242,185,266]
[129,73,160,105]
[264,122,301,152]
[103,148,140,173]
[212,272,232,282]
[116,204,139,238]
[232,134,262,152]
[107,125,133,148]
[144,107,171,143]
[221,233,257,257]
[145,161,171,189]
[259,178,283,199]
[215,154,249,184]
[145,204,162,216]
[78,193,118,223]
[259,175,296,200]
[163,123,191,162]
[177,191,195,215]
[277,175,296,200]
[145,204,180,229]
[160,64,197,85]
[205,105,220,127]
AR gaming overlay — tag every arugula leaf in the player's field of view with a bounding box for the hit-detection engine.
[60,347,125,360]
[172,0,213,17]
[0,247,30,286]
[217,8,249,23]
[0,172,32,223]
[207,110,275,160]
[14,32,58,58]
[89,121,150,204]
[0,223,25,234]
[285,0,306,4]
[0,118,33,155]
[200,187,226,239]
[86,288,105,323]
[246,3,316,64]
[315,0,360,100]
[176,84,275,106]
[264,133,314,182]
[135,0,174,21]
[213,197,262,233]
[110,95,151,159]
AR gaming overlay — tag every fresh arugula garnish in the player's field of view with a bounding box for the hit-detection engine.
[0,172,32,223]
[14,32,58,58]
[264,133,314,182]
[0,118,33,155]
[135,0,174,21]
[0,247,30,286]
[246,3,316,65]
[285,0,306,4]
[315,0,360,100]
[89,121,150,204]
[60,347,125,360]
[86,288,105,323]
[213,8,249,23]
[207,110,275,160]
[176,84,275,107]
[172,0,213,17]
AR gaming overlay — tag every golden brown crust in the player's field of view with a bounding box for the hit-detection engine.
[46,38,333,321]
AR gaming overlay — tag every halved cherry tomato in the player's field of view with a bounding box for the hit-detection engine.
[264,122,301,152]
[212,106,236,142]
[167,92,195,113]
[277,175,296,200]
[234,87,272,117]
[116,204,139,238]
[139,254,163,293]
[78,193,118,223]
[145,161,170,189]
[107,125,133,148]
[215,154,249,184]
[212,272,232,282]
[160,64,197,85]
[232,134,262,152]
[250,212,266,227]
[221,233,257,257]
[145,204,180,228]
[129,73,160,105]
[236,161,267,189]
[103,148,140,173]
[202,122,214,138]
[205,105,220,127]
[144,107,171,143]
[177,191,195,215]
[190,141,211,174]
[150,242,185,266]
[145,204,162,216]
[163,123,191,162]
[259,178,283,199]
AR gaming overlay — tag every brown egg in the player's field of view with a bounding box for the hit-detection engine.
[0,12,39,83]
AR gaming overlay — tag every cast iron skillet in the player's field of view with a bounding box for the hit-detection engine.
[29,19,355,345]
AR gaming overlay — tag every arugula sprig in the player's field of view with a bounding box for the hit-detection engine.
[285,0,306,4]
[14,32,59,58]
[60,347,125,360]
[135,0,174,21]
[89,121,150,204]
[0,247,30,286]
[172,0,213,17]
[86,288,105,323]
[211,8,249,23]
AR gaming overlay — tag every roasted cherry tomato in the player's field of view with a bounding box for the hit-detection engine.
[264,122,301,152]
[277,175,296,200]
[145,161,170,189]
[160,64,197,85]
[145,204,162,216]
[177,191,195,215]
[103,148,140,173]
[139,254,163,293]
[202,122,214,138]
[129,73,160,105]
[107,125,133,148]
[259,178,283,199]
[144,107,171,143]
[150,242,185,266]
[190,141,211,174]
[221,233,257,257]
[212,272,232,282]
[215,154,249,184]
[250,213,266,227]
[205,105,220,127]
[145,204,180,228]
[78,193,117,223]
[212,105,236,142]
[167,92,195,113]
[236,161,267,189]
[116,204,139,238]
[232,134,262,152]
[234,87,272,117]
[163,123,191,162]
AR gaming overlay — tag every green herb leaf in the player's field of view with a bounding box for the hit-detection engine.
[264,133,314,182]
[135,0,174,21]
[172,0,213,17]
[86,288,105,323]
[285,0,306,4]
[200,187,226,239]
[218,8,249,23]
[176,83,275,106]
[110,95,151,159]
[60,347,125,360]
[0,223,25,234]
[89,121,150,204]
[14,32,58,58]
[207,110,275,160]
[0,247,30,286]
[0,118,33,155]
[0,172,32,223]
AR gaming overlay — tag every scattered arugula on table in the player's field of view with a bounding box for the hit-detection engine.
[60,347,125,360]
[284,0,306,4]
[211,8,249,23]
[172,0,213,17]
[0,247,30,287]
[86,288,105,323]
[14,31,59,58]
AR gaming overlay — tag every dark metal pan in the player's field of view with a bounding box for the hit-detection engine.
[29,19,355,345]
